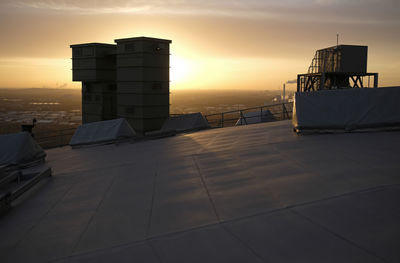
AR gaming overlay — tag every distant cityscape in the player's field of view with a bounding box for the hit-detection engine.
[0,88,292,134]
[0,109,82,125]
[169,89,293,115]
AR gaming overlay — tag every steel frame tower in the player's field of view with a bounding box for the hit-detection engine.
[297,45,378,92]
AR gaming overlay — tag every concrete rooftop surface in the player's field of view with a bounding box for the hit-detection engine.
[1,120,400,263]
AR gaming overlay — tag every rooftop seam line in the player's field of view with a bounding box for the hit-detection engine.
[48,183,400,261]
[220,223,271,263]
[70,166,120,256]
[10,175,80,253]
[282,183,399,211]
[147,240,165,263]
[289,209,391,263]
[196,183,400,228]
[192,155,221,222]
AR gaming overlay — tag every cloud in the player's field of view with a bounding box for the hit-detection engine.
[2,0,399,25]
[9,0,154,14]
[2,0,286,20]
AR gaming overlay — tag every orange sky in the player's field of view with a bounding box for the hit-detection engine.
[0,0,399,91]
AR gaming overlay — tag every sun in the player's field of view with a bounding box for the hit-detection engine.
[170,55,194,85]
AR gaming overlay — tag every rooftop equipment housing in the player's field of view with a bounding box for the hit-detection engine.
[293,44,400,133]
[71,37,172,134]
[70,43,116,82]
[71,43,117,123]
[115,37,171,134]
[297,45,378,92]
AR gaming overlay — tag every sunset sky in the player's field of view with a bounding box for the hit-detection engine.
[0,0,399,91]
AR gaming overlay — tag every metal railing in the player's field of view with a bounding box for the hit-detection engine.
[205,102,293,128]
[34,128,77,149]
[28,102,293,148]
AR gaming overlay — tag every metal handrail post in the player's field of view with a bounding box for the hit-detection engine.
[240,110,248,125]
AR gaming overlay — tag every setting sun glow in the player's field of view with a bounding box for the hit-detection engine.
[0,1,399,90]
[170,55,195,86]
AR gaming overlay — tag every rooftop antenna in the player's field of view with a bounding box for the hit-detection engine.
[336,34,339,47]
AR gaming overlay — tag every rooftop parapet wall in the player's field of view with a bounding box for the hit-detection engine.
[293,87,400,132]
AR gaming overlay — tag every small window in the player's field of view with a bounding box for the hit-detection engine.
[125,43,135,52]
[83,47,94,56]
[73,48,83,57]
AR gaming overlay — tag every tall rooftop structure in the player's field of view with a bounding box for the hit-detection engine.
[70,43,117,123]
[297,45,378,92]
[115,37,171,134]
[71,37,172,134]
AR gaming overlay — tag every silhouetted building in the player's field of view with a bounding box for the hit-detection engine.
[70,43,117,123]
[71,37,171,134]
[297,45,378,92]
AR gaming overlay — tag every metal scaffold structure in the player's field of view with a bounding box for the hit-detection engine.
[297,45,378,92]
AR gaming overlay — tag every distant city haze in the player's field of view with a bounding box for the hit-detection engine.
[0,0,399,90]
[0,88,287,134]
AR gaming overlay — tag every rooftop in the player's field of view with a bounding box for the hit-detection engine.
[1,120,399,262]
[69,43,116,48]
[318,44,368,51]
[114,37,172,43]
